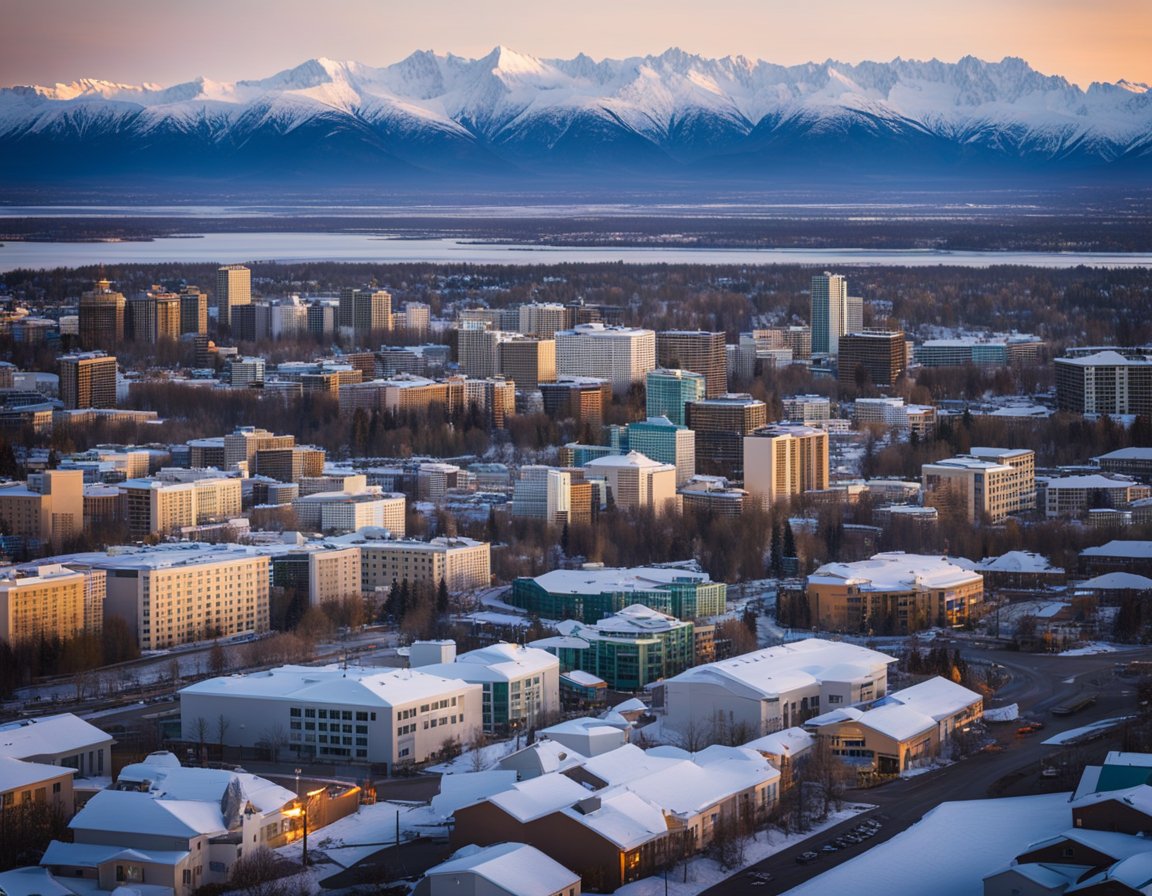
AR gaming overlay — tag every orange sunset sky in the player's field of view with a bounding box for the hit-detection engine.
[2,0,1148,90]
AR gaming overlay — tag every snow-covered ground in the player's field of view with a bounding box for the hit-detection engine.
[1059,642,1119,657]
[983,703,1019,723]
[1041,717,1133,746]
[614,805,874,896]
[780,793,1070,896]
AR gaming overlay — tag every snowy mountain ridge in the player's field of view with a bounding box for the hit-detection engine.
[2,48,1150,187]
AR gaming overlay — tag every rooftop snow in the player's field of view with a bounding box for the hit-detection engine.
[180,663,480,707]
[0,713,111,760]
[666,638,894,699]
[427,842,579,896]
[0,756,75,790]
[1076,572,1152,591]
[1082,541,1152,559]
[528,565,711,595]
[881,676,983,722]
[977,551,1061,574]
[809,552,983,592]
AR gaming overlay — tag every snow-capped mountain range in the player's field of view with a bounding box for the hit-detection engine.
[2,48,1150,189]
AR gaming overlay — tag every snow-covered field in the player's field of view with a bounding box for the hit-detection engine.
[1059,642,1119,657]
[780,793,1070,896]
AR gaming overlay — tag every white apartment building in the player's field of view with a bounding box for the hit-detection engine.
[584,451,679,516]
[415,642,561,734]
[663,638,895,738]
[922,452,1033,523]
[0,564,88,645]
[854,397,937,438]
[743,424,830,508]
[292,488,406,534]
[511,466,573,524]
[180,664,482,768]
[782,394,832,424]
[1041,474,1152,518]
[555,323,656,394]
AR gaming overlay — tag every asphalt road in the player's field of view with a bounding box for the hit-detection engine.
[702,644,1152,896]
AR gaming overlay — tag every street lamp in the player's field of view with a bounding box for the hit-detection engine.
[294,768,301,799]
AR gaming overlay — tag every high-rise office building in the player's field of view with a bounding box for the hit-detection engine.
[338,288,392,341]
[646,368,707,426]
[744,424,830,508]
[518,303,570,339]
[837,330,908,390]
[59,352,117,409]
[685,394,768,478]
[626,417,696,485]
[457,324,503,379]
[555,323,656,395]
[179,286,208,335]
[540,377,612,429]
[810,272,849,357]
[215,265,251,329]
[129,287,180,343]
[656,331,727,397]
[499,336,556,390]
[78,279,126,350]
[1055,350,1152,416]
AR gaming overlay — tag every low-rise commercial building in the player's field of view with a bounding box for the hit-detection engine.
[787,553,985,634]
[180,663,481,769]
[662,638,895,738]
[511,565,726,623]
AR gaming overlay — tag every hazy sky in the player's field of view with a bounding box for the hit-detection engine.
[3,0,1148,90]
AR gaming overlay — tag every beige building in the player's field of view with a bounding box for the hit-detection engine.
[0,469,84,549]
[744,424,830,508]
[269,544,363,607]
[331,533,492,593]
[1041,473,1152,519]
[922,454,1024,523]
[0,564,87,645]
[969,447,1036,513]
[79,545,270,650]
[120,476,243,539]
[584,451,679,516]
[222,426,295,471]
[518,303,570,338]
[795,553,985,633]
[180,663,482,768]
[499,335,556,390]
[293,489,406,534]
[555,323,657,395]
[215,264,251,329]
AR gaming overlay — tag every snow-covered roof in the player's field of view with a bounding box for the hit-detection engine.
[1096,447,1152,461]
[1042,474,1140,490]
[809,552,982,592]
[806,707,866,727]
[419,643,559,685]
[561,787,669,850]
[666,638,894,700]
[180,663,480,708]
[498,740,588,777]
[881,676,983,722]
[1082,541,1152,559]
[555,605,688,641]
[487,774,589,823]
[0,756,75,791]
[856,704,937,742]
[1076,572,1152,591]
[991,863,1090,890]
[560,670,606,687]
[431,771,519,818]
[0,866,79,896]
[527,565,712,596]
[539,718,625,740]
[976,551,1061,574]
[743,726,816,757]
[1027,828,1152,864]
[426,843,579,896]
[0,713,111,760]
[1071,851,1152,892]
[1072,783,1152,818]
[41,839,189,869]
[70,790,226,839]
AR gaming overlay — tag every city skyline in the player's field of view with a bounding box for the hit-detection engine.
[2,0,1147,90]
